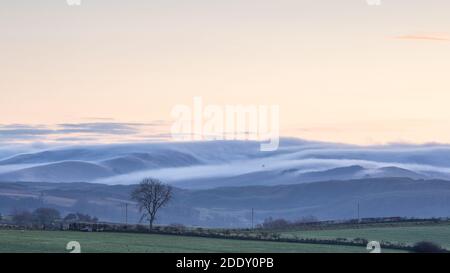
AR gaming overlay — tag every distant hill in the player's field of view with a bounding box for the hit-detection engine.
[172,165,427,189]
[100,151,201,174]
[1,178,450,227]
[366,166,425,180]
[0,161,114,183]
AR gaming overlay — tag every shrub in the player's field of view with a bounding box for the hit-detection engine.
[412,241,447,253]
[12,210,33,227]
[32,208,60,228]
[261,218,290,229]
[136,225,148,232]
[64,212,98,223]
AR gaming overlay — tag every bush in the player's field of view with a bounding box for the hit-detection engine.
[412,241,447,253]
[293,215,319,224]
[64,212,98,223]
[136,225,148,232]
[261,218,290,229]
[12,210,33,227]
[169,223,186,233]
[32,208,60,228]
[260,216,319,230]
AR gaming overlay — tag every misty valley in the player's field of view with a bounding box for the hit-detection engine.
[1,140,450,228]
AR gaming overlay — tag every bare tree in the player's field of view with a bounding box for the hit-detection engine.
[32,208,61,229]
[131,178,173,230]
[12,210,34,227]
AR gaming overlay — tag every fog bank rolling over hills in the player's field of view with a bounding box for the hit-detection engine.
[0,139,449,188]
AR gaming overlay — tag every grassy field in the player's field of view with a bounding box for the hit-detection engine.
[4,222,445,253]
[280,223,450,249]
[0,229,384,253]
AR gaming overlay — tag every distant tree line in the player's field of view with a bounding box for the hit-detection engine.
[258,216,450,231]
[0,177,174,232]
[7,208,98,229]
[258,216,319,230]
[64,212,98,223]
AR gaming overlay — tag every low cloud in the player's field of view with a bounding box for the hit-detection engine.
[0,121,171,144]
[58,122,142,135]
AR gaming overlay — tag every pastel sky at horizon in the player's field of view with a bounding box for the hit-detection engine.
[1,0,450,145]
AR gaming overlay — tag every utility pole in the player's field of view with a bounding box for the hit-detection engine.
[39,192,45,206]
[357,202,360,223]
[125,203,128,226]
[251,208,254,229]
[120,202,129,226]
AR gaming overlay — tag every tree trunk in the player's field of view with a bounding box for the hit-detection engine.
[149,218,154,230]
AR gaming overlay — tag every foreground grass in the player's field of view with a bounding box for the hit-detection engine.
[0,230,383,253]
[280,223,450,249]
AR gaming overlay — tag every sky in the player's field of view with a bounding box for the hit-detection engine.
[1,0,450,145]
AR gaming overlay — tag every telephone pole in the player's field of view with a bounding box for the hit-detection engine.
[120,202,129,225]
[251,208,254,229]
[125,203,129,225]
[39,192,45,206]
[357,202,360,223]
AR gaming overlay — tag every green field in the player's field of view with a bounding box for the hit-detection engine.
[4,223,446,253]
[280,223,450,249]
[0,230,379,253]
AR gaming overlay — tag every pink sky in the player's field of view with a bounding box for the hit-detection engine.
[1,0,449,145]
